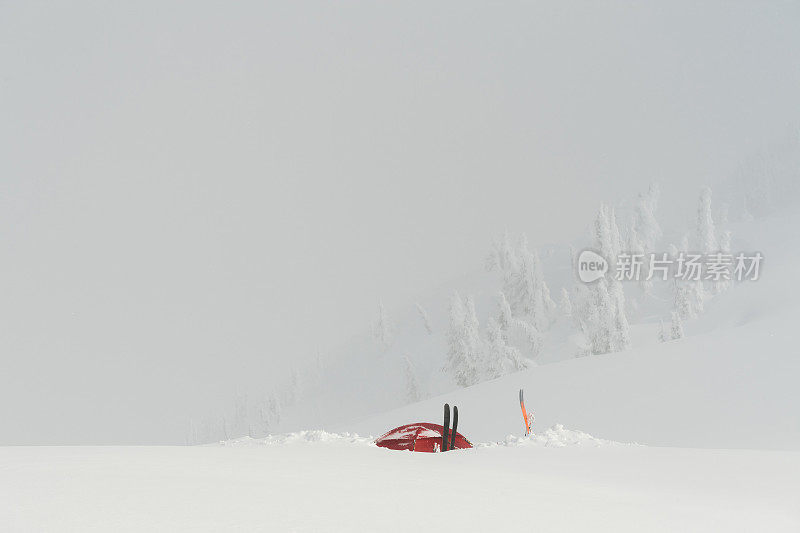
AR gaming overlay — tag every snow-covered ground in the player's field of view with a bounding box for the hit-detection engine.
[5,212,800,531]
[3,435,798,532]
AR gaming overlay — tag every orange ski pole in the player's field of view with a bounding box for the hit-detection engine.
[519,389,531,436]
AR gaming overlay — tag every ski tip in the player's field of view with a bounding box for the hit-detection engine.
[519,389,524,402]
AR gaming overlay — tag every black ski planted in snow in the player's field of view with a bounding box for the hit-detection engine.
[442,403,450,452]
[449,405,458,450]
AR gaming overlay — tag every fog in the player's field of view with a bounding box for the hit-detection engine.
[1,1,798,444]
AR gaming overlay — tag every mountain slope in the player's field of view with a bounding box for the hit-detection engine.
[282,212,800,451]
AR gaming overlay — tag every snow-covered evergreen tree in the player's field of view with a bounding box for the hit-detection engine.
[446,292,479,387]
[627,224,651,294]
[485,317,527,379]
[268,392,281,427]
[515,319,543,360]
[415,302,433,335]
[632,183,662,251]
[496,291,514,334]
[510,237,554,332]
[373,299,394,350]
[719,230,731,253]
[559,287,572,318]
[610,280,631,350]
[483,317,504,380]
[593,204,623,264]
[714,230,733,294]
[569,245,577,279]
[572,277,617,356]
[674,236,706,318]
[446,291,466,377]
[670,311,684,340]
[673,278,694,319]
[487,230,519,300]
[609,206,624,261]
[402,355,421,403]
[717,202,730,226]
[659,311,684,342]
[588,205,630,353]
[462,296,483,385]
[697,187,717,253]
[658,320,669,343]
[494,290,542,361]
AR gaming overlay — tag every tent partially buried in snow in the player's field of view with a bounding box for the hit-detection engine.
[375,423,472,453]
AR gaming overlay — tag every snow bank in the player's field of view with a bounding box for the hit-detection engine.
[213,430,373,447]
[486,424,634,448]
[213,425,629,449]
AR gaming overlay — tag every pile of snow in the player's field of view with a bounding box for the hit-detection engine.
[488,424,633,448]
[214,430,373,447]
[213,424,629,450]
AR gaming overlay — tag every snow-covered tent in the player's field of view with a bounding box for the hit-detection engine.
[375,423,472,453]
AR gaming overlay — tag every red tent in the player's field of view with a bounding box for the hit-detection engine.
[375,423,473,453]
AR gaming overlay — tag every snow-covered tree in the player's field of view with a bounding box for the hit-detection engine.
[493,290,542,361]
[446,292,479,387]
[742,195,755,222]
[673,236,705,319]
[719,230,731,253]
[673,278,693,319]
[462,296,483,384]
[674,276,704,319]
[717,202,730,226]
[659,311,684,342]
[670,311,684,340]
[372,299,394,350]
[483,318,504,380]
[255,397,272,437]
[232,393,249,438]
[268,393,281,427]
[591,279,615,354]
[402,355,421,403]
[572,278,616,355]
[658,320,669,343]
[187,419,199,445]
[627,224,651,294]
[610,281,631,350]
[697,187,717,253]
[415,302,433,335]
[632,183,662,251]
[589,205,630,353]
[594,204,615,262]
[487,230,519,299]
[569,245,577,279]
[714,231,733,294]
[510,237,555,332]
[485,317,527,379]
[515,318,543,360]
[496,291,514,334]
[559,287,572,318]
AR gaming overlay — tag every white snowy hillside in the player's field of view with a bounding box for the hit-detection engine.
[194,141,800,449]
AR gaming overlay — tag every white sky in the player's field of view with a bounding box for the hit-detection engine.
[1,1,799,443]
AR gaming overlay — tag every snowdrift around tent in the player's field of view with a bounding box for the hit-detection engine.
[375,423,472,452]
